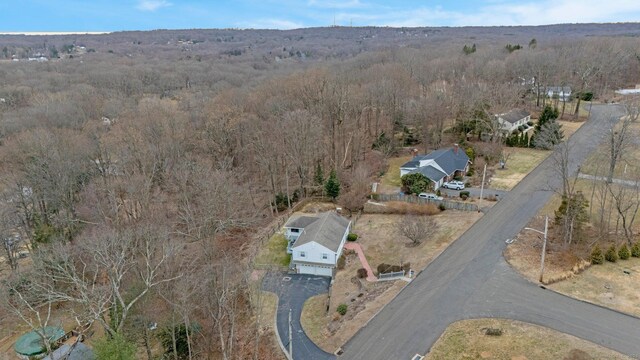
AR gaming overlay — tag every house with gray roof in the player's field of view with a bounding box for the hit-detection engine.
[496,109,531,133]
[400,145,470,190]
[284,212,351,277]
[546,86,572,101]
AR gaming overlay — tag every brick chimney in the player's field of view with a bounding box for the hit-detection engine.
[453,143,459,155]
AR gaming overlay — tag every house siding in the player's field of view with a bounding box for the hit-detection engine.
[284,227,303,253]
[292,242,336,266]
[290,221,350,277]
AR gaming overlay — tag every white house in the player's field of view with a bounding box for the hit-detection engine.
[399,145,470,190]
[496,109,531,133]
[285,212,351,277]
[546,86,572,101]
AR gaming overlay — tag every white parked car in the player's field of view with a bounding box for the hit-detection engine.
[443,180,465,190]
[418,193,443,201]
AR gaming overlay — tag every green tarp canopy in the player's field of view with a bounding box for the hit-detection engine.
[14,326,65,356]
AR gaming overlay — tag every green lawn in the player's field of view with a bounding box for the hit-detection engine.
[255,233,291,267]
[380,156,412,187]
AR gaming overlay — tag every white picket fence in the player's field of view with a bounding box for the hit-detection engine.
[378,270,405,281]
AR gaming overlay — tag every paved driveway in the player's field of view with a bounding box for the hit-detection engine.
[262,272,334,360]
[340,104,640,359]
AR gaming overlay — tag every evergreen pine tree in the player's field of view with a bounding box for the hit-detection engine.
[619,244,631,260]
[631,242,640,257]
[605,245,618,262]
[325,169,341,200]
[591,245,604,265]
[536,105,559,132]
[314,161,324,185]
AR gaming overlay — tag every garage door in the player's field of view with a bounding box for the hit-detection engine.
[298,264,333,277]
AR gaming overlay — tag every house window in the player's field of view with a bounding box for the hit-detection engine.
[322,253,328,260]
[290,228,299,233]
[300,251,306,258]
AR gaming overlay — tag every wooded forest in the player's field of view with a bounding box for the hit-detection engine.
[1,24,640,359]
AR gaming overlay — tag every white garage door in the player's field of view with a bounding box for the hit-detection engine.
[298,264,333,277]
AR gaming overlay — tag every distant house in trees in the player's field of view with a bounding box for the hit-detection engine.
[399,145,471,190]
[284,211,351,277]
[496,109,531,133]
[546,86,572,101]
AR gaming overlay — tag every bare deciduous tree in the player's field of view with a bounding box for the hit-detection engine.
[396,215,439,246]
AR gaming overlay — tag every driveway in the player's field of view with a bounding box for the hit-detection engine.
[262,272,334,360]
[340,104,640,359]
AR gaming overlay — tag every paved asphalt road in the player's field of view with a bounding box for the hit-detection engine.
[340,104,640,359]
[262,272,334,360]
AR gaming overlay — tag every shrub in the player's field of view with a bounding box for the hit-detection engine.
[93,333,137,360]
[518,125,525,132]
[337,255,346,270]
[484,328,503,336]
[377,263,402,274]
[438,203,446,211]
[343,249,356,256]
[466,168,475,177]
[619,244,631,260]
[347,233,358,242]
[401,173,432,195]
[605,245,618,262]
[459,191,470,198]
[336,304,348,316]
[631,242,640,257]
[527,121,534,126]
[436,190,442,196]
[402,262,411,271]
[356,268,368,278]
[460,194,468,201]
[591,245,604,265]
[453,175,463,181]
[465,146,476,161]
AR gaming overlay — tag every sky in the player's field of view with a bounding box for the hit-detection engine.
[1,0,639,32]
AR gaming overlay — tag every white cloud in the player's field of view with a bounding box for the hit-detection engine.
[332,0,640,27]
[136,0,172,12]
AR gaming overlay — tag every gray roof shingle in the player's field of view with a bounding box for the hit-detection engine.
[291,212,350,252]
[498,109,530,124]
[401,147,469,183]
[285,216,320,229]
[409,165,447,182]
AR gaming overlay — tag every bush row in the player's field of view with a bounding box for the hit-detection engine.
[591,242,640,264]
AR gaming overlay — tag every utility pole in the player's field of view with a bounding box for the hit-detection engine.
[539,215,548,283]
[478,163,487,212]
[524,215,549,283]
[288,308,293,359]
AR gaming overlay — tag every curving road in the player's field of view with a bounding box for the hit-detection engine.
[340,104,640,359]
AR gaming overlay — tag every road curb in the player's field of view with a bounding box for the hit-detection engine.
[268,291,293,360]
[530,279,640,322]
